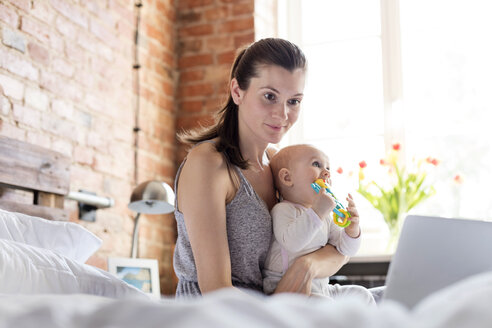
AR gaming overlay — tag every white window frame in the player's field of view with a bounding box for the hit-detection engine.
[277,0,407,154]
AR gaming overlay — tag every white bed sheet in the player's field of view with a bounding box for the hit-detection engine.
[1,271,492,328]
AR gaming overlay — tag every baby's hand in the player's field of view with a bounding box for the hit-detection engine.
[344,194,360,238]
[311,186,336,219]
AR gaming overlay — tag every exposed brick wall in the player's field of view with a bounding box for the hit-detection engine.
[175,0,255,162]
[0,0,177,295]
[1,0,272,295]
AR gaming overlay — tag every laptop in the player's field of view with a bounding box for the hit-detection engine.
[383,215,492,308]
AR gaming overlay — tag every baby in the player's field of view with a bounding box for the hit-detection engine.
[263,144,375,304]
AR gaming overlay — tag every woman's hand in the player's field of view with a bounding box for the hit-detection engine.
[274,244,348,295]
[273,255,315,294]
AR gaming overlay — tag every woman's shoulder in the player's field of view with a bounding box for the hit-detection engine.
[179,140,236,205]
[184,140,230,177]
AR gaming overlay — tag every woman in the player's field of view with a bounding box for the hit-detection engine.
[173,38,347,298]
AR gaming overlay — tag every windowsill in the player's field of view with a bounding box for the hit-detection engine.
[347,254,392,263]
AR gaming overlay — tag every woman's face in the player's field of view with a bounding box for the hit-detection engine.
[232,64,306,145]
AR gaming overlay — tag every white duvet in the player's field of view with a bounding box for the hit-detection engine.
[1,271,492,328]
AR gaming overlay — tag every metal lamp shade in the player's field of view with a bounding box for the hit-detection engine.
[128,180,175,214]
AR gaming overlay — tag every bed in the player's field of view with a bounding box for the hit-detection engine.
[1,135,492,328]
[0,136,149,298]
[0,135,70,221]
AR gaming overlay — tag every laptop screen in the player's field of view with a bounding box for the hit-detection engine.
[383,215,492,308]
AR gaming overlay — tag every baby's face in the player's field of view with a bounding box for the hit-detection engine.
[289,146,331,197]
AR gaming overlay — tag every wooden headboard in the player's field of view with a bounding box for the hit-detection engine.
[0,136,70,221]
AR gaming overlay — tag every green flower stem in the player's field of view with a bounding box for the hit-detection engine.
[357,159,436,250]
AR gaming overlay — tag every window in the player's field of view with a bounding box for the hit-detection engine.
[278,0,492,254]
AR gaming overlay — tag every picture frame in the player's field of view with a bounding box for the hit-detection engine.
[108,257,160,299]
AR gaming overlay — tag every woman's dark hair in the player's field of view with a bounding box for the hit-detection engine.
[178,38,307,169]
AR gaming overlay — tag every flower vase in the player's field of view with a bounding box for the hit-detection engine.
[385,212,406,253]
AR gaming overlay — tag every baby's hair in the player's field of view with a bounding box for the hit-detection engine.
[270,144,314,193]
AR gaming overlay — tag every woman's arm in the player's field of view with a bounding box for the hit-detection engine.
[177,143,236,293]
[274,244,348,294]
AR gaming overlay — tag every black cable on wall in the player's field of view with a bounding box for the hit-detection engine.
[133,0,143,186]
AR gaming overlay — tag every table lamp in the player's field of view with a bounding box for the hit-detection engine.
[128,180,175,258]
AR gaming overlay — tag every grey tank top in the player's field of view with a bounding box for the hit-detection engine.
[173,140,273,299]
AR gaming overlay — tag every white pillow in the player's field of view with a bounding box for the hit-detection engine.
[0,238,150,300]
[0,208,102,263]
